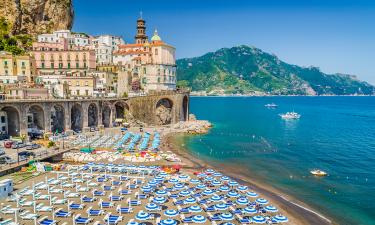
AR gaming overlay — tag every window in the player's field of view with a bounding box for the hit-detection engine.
[22,71,25,75]
[85,81,88,86]
[59,63,63,69]
[76,90,80,95]
[4,61,7,66]
[2,126,5,131]
[1,116,5,123]
[85,90,89,96]
[68,63,70,69]
[76,81,79,86]
[21,61,25,67]
[76,62,79,68]
[5,70,8,75]
[51,63,54,68]
[84,62,87,68]
[155,49,158,55]
[157,77,161,83]
[42,62,45,68]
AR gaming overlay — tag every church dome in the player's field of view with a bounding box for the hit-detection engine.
[151,29,162,42]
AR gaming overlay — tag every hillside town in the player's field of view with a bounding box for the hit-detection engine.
[0,16,177,100]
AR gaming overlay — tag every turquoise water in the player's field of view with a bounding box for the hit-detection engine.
[183,96,375,225]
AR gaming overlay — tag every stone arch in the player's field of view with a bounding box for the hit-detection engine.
[155,98,174,125]
[27,104,45,130]
[51,104,65,133]
[88,103,98,128]
[0,106,20,136]
[114,101,129,120]
[183,95,189,121]
[102,103,112,128]
[71,103,83,132]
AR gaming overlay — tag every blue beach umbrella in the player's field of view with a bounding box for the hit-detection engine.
[227,191,240,198]
[202,189,215,195]
[256,198,269,205]
[145,203,160,211]
[169,178,179,184]
[273,215,288,223]
[136,211,150,220]
[190,179,200,184]
[184,197,197,204]
[246,191,258,198]
[252,215,266,224]
[221,223,235,225]
[189,205,202,213]
[236,197,249,205]
[196,184,206,190]
[178,174,190,181]
[159,171,168,177]
[174,183,185,190]
[153,196,167,204]
[156,190,168,196]
[220,213,234,221]
[210,195,222,202]
[160,219,178,225]
[214,203,229,211]
[211,180,222,186]
[219,185,230,192]
[154,176,164,182]
[213,172,222,177]
[206,169,215,173]
[265,205,278,213]
[197,173,207,178]
[192,215,207,223]
[141,185,152,192]
[243,206,257,214]
[148,180,158,186]
[205,176,214,182]
[228,180,239,186]
[179,190,191,197]
[237,185,248,192]
[164,209,179,217]
[221,176,230,182]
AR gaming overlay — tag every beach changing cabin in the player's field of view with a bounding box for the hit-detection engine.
[0,179,13,199]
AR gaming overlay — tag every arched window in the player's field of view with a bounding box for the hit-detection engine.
[155,49,158,56]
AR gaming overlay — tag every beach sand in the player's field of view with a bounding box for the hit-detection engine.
[162,133,336,225]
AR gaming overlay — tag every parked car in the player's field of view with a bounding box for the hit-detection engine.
[18,151,35,158]
[12,142,26,149]
[4,140,13,148]
[0,156,16,164]
[26,143,41,150]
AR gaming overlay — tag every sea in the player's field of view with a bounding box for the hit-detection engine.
[180,96,375,225]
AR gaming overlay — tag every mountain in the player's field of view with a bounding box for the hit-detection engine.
[0,0,74,36]
[176,45,375,95]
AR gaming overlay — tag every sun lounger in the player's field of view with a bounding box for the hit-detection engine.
[55,209,71,218]
[93,190,106,196]
[69,202,84,210]
[0,219,15,225]
[99,201,113,208]
[74,214,92,224]
[116,205,133,214]
[82,196,95,203]
[104,214,123,225]
[20,211,39,220]
[38,216,56,225]
[87,208,103,216]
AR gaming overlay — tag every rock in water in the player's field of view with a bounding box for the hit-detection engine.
[0,0,74,35]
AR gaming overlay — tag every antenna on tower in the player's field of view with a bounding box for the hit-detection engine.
[139,11,143,19]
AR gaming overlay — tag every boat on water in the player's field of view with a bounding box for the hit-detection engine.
[310,169,328,176]
[265,103,278,108]
[280,112,301,119]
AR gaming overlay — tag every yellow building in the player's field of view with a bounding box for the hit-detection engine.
[0,51,37,83]
[61,75,96,97]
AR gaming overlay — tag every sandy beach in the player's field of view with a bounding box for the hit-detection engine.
[161,132,336,225]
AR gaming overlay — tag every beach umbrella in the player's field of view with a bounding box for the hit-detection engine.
[236,197,249,205]
[127,221,139,225]
[252,215,266,224]
[148,180,158,186]
[202,189,215,195]
[237,185,248,192]
[184,197,197,204]
[256,198,269,205]
[153,196,167,204]
[189,179,200,185]
[204,176,214,182]
[210,195,222,202]
[220,213,234,221]
[211,180,222,186]
[145,203,160,211]
[221,223,235,225]
[227,191,240,198]
[265,205,278,213]
[179,190,191,197]
[164,209,179,217]
[178,174,190,181]
[228,180,239,187]
[160,219,177,225]
[169,178,179,184]
[192,215,207,223]
[219,186,230,192]
[197,173,207,178]
[273,215,288,223]
[213,172,222,177]
[159,171,168,177]
[221,176,230,182]
[136,211,150,221]
[156,190,168,196]
[206,169,215,173]
[141,185,152,192]
[189,205,203,213]
[246,191,258,198]
[196,184,206,190]
[173,183,185,190]
[154,176,164,182]
[214,203,229,211]
[243,207,257,214]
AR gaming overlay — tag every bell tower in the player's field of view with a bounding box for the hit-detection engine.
[135,12,148,44]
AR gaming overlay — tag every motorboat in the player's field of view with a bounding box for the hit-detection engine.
[310,169,327,176]
[265,103,278,108]
[280,112,301,119]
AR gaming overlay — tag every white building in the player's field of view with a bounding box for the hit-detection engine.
[91,35,125,51]
[91,35,125,65]
[37,30,90,48]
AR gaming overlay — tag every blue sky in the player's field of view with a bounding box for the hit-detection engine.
[73,0,375,83]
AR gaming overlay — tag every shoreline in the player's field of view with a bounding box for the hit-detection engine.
[162,132,336,225]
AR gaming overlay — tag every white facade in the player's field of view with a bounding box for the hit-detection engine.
[37,30,90,47]
[94,43,113,64]
[92,35,125,51]
[0,75,27,84]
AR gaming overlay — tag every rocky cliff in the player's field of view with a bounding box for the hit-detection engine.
[0,0,74,35]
